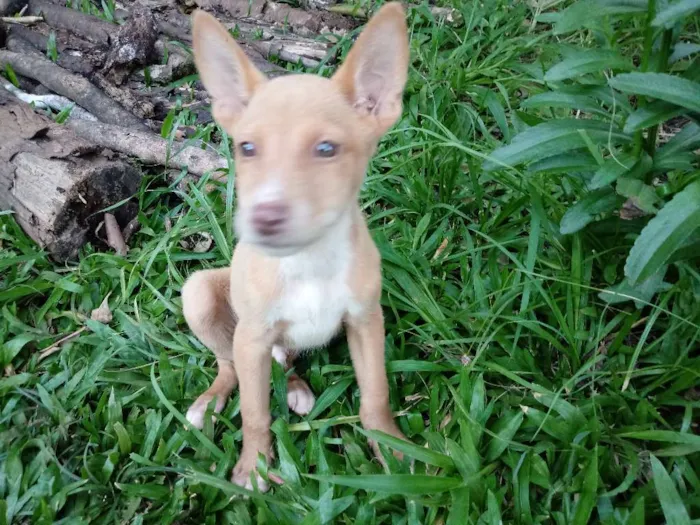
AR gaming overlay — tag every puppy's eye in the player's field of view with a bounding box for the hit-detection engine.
[315,141,338,158]
[239,142,256,157]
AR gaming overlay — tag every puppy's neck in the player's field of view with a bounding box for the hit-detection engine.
[277,206,355,281]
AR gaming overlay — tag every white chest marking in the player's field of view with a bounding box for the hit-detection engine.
[267,213,362,350]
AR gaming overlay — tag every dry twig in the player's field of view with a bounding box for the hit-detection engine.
[0,15,43,24]
[38,296,112,361]
[38,327,87,361]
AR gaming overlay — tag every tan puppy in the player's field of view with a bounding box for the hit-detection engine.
[182,2,409,490]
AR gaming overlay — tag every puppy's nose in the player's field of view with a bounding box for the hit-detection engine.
[251,202,289,236]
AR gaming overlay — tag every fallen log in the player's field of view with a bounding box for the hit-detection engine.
[27,0,114,45]
[0,0,25,16]
[151,7,329,69]
[66,119,228,178]
[91,73,155,119]
[101,3,158,85]
[6,25,98,75]
[194,0,355,34]
[0,49,148,130]
[299,0,336,10]
[247,37,326,68]
[6,28,155,118]
[135,39,197,84]
[327,3,463,26]
[0,86,140,261]
[7,18,105,64]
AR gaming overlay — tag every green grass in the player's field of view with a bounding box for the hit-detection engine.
[2,1,699,523]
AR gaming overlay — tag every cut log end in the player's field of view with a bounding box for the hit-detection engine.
[9,152,140,261]
[0,93,141,261]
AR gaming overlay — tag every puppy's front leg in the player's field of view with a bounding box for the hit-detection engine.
[346,305,406,449]
[231,322,274,490]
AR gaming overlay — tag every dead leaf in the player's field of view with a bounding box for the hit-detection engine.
[432,238,448,260]
[620,198,647,220]
[38,327,87,361]
[438,412,452,430]
[90,295,113,323]
[180,232,213,253]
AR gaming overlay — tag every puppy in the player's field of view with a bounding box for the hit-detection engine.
[182,2,409,490]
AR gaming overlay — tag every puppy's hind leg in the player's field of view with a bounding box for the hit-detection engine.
[272,345,315,416]
[182,268,238,429]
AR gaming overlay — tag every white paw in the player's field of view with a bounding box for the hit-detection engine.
[185,395,226,429]
[272,344,291,367]
[232,461,270,492]
[287,380,315,416]
[243,473,269,492]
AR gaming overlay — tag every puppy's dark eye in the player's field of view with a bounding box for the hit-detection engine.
[239,142,256,157]
[315,141,338,158]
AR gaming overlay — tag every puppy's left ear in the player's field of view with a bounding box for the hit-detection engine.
[332,2,409,136]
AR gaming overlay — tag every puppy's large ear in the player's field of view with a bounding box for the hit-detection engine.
[333,2,409,136]
[192,10,266,130]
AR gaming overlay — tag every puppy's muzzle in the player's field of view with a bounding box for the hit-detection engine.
[251,201,289,237]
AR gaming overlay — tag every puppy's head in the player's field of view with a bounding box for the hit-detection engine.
[192,3,409,256]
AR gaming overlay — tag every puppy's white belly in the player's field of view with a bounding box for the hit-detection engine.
[272,280,352,350]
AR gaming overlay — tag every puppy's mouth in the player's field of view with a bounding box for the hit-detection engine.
[253,237,310,257]
[243,227,320,257]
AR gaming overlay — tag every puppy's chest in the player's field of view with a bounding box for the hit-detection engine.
[268,255,360,350]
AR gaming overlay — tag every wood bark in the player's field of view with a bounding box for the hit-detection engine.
[0,87,140,261]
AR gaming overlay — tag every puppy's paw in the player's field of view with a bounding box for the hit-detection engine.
[185,394,227,429]
[231,450,273,492]
[366,424,408,466]
[287,376,315,416]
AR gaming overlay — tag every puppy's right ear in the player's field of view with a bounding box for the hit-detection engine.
[192,10,266,130]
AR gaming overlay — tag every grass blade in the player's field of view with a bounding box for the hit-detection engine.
[485,411,524,462]
[572,449,598,525]
[306,377,353,421]
[305,474,463,494]
[357,428,454,468]
[650,455,691,525]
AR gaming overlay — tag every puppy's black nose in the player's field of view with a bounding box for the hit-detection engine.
[251,202,289,236]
